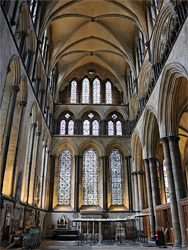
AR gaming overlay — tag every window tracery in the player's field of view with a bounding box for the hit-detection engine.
[82,148,99,205]
[109,149,123,205]
[58,149,72,205]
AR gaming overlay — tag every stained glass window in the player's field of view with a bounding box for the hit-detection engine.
[116,121,122,135]
[106,81,112,104]
[60,120,66,135]
[163,160,170,203]
[93,78,100,104]
[58,149,72,205]
[88,113,94,119]
[82,148,99,205]
[109,149,123,205]
[82,78,90,103]
[92,120,99,135]
[65,113,70,119]
[68,120,74,135]
[112,114,117,119]
[108,121,114,136]
[83,120,90,135]
[70,80,77,103]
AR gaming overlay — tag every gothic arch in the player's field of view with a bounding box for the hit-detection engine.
[158,62,188,137]
[142,107,160,159]
[79,139,105,157]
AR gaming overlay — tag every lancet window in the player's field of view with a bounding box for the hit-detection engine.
[93,78,100,104]
[59,112,74,135]
[109,149,123,205]
[82,78,90,103]
[106,81,112,104]
[70,80,77,103]
[58,149,72,205]
[107,113,123,136]
[82,148,99,205]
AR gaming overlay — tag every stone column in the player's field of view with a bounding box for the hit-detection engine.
[49,155,56,211]
[102,156,107,211]
[143,159,155,240]
[87,222,90,234]
[80,222,83,235]
[11,100,26,197]
[132,172,139,211]
[137,170,144,211]
[101,120,107,135]
[0,85,19,194]
[149,158,161,230]
[98,221,103,246]
[42,148,50,208]
[26,122,37,203]
[39,144,46,207]
[161,137,181,247]
[31,131,41,204]
[168,136,187,247]
[74,155,80,211]
[126,156,133,210]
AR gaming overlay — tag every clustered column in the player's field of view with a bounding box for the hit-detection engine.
[74,155,81,211]
[161,137,181,247]
[165,136,186,247]
[143,159,155,240]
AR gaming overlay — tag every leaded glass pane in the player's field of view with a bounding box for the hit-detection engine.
[83,120,90,135]
[93,78,100,104]
[109,149,123,205]
[92,120,99,135]
[65,113,70,119]
[108,121,114,136]
[88,113,94,119]
[112,114,117,119]
[82,78,90,103]
[106,81,112,104]
[82,148,99,205]
[60,120,66,135]
[68,120,74,135]
[163,160,170,203]
[70,80,77,103]
[116,121,122,135]
[58,149,72,205]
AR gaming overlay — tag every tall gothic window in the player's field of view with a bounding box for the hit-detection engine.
[106,81,112,104]
[109,149,123,205]
[68,120,74,135]
[82,148,99,205]
[93,78,100,104]
[82,78,90,103]
[70,80,77,103]
[92,120,99,135]
[83,120,90,135]
[163,159,170,203]
[60,120,66,135]
[58,149,72,205]
[108,121,114,135]
[116,121,122,135]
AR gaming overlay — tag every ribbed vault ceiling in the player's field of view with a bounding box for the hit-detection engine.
[40,0,147,94]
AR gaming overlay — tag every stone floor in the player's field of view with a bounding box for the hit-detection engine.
[1,240,186,250]
[34,240,184,250]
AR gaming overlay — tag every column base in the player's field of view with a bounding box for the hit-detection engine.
[173,242,181,248]
[181,242,187,248]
